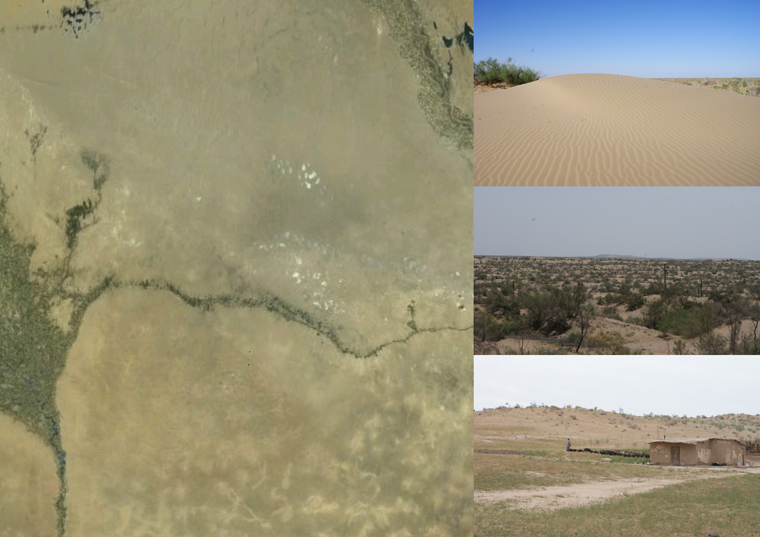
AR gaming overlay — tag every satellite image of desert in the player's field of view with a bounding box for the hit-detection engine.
[0,1,474,535]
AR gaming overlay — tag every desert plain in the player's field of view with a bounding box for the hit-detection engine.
[0,1,473,536]
[474,404,760,536]
[474,73,760,186]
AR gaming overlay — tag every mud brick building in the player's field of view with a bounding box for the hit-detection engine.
[648,438,746,466]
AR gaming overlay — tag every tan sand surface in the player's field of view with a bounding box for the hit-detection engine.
[0,414,58,537]
[0,1,473,535]
[474,73,760,186]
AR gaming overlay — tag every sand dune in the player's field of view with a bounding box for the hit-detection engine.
[474,74,760,185]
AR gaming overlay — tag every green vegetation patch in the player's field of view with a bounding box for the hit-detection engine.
[474,57,542,86]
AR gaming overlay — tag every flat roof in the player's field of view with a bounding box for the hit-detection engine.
[648,438,747,446]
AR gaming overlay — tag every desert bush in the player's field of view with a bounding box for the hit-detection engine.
[522,290,553,330]
[673,339,687,355]
[520,67,541,83]
[585,332,630,355]
[642,282,664,296]
[736,334,760,356]
[626,292,645,311]
[644,298,668,329]
[696,331,728,355]
[564,331,583,347]
[474,310,506,341]
[502,315,529,336]
[474,56,542,86]
[673,303,714,339]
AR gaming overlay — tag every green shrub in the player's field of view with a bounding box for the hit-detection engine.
[644,298,668,329]
[474,57,542,86]
[677,303,714,338]
[565,331,583,347]
[696,331,727,354]
[626,293,645,311]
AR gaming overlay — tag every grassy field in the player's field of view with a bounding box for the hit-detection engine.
[475,472,760,537]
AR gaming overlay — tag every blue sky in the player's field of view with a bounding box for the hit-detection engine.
[475,357,760,416]
[475,0,760,78]
[475,187,760,260]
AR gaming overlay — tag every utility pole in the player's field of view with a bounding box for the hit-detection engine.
[663,264,668,303]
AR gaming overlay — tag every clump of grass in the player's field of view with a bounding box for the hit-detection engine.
[474,57,543,87]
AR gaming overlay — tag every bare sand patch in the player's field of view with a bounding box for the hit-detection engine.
[0,414,58,536]
[474,82,515,94]
[474,73,760,185]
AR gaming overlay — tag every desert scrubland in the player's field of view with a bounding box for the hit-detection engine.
[475,256,760,355]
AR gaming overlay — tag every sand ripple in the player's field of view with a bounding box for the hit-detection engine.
[474,74,760,185]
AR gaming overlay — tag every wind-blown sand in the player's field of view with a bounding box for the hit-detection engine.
[474,73,760,185]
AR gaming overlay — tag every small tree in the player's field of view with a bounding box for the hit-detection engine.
[574,302,596,353]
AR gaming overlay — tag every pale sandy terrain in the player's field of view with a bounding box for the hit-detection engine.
[0,1,473,536]
[475,407,760,447]
[0,414,58,537]
[474,73,760,185]
[492,316,760,355]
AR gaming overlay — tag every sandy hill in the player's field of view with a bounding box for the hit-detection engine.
[474,73,760,186]
[475,405,760,451]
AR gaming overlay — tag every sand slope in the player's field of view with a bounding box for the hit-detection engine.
[474,74,760,185]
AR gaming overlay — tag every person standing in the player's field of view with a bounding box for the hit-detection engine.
[566,438,571,451]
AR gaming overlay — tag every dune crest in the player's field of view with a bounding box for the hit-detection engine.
[474,73,760,186]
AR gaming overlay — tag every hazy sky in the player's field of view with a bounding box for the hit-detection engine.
[475,187,760,261]
[475,357,760,416]
[475,0,760,78]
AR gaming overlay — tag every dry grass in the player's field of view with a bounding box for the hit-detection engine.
[475,452,687,491]
[474,406,760,536]
[475,473,760,537]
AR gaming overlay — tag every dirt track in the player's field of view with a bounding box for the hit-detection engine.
[475,469,757,511]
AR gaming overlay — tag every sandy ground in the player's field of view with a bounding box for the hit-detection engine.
[0,1,473,536]
[487,315,759,355]
[474,82,514,94]
[0,414,58,537]
[474,73,760,185]
[474,406,760,447]
[474,470,755,510]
